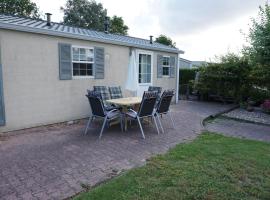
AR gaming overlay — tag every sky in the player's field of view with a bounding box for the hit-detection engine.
[32,0,266,61]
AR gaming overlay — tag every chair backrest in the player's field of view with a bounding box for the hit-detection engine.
[86,90,106,117]
[108,86,123,99]
[156,90,175,114]
[138,91,158,117]
[93,86,110,100]
[148,86,162,96]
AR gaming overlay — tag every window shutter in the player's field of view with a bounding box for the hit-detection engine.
[0,63,5,126]
[157,54,163,78]
[170,56,176,78]
[59,43,72,80]
[94,47,105,79]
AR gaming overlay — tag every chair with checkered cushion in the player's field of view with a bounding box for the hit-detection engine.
[108,86,123,99]
[88,89,119,111]
[85,90,123,138]
[93,86,110,101]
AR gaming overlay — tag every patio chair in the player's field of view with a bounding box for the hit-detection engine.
[126,91,160,139]
[148,86,162,96]
[85,90,123,139]
[154,90,175,134]
[108,86,123,99]
[93,86,110,101]
[148,86,162,104]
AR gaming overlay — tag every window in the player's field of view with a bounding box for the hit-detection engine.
[162,56,170,76]
[138,54,152,84]
[72,46,94,77]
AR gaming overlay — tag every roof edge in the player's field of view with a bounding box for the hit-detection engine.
[0,22,184,54]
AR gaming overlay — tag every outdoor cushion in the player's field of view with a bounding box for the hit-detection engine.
[107,110,121,119]
[93,86,110,101]
[87,89,119,111]
[126,110,137,119]
[109,86,123,99]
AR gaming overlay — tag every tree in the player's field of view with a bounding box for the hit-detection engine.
[61,0,107,31]
[0,0,40,18]
[61,0,129,35]
[155,34,176,47]
[243,3,270,90]
[110,15,128,35]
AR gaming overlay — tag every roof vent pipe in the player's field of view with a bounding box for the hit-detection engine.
[104,16,110,33]
[45,13,52,26]
[150,35,153,44]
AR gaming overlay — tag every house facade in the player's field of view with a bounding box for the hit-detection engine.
[0,14,184,133]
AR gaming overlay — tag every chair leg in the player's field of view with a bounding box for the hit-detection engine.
[84,116,93,135]
[152,115,160,135]
[120,114,124,132]
[99,117,107,139]
[156,114,164,133]
[168,112,175,129]
[137,117,145,139]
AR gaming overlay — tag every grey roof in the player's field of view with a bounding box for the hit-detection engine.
[0,14,184,54]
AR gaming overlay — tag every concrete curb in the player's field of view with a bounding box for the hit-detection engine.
[200,104,239,129]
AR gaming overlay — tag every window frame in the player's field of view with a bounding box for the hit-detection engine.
[137,50,153,86]
[162,55,170,77]
[71,45,95,79]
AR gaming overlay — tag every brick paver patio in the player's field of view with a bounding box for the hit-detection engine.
[206,117,270,142]
[0,101,233,200]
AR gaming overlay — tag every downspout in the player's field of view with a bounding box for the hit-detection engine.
[176,54,180,103]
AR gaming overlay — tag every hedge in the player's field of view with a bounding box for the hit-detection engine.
[179,68,197,94]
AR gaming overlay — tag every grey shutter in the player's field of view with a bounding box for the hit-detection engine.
[59,43,72,80]
[94,47,105,79]
[157,54,163,78]
[0,47,5,126]
[170,56,176,78]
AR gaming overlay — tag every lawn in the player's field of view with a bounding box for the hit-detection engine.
[74,132,270,200]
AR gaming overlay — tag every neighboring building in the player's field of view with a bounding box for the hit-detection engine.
[191,61,207,68]
[0,14,184,132]
[179,58,206,69]
[179,57,192,69]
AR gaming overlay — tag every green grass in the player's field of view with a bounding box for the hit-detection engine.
[74,132,270,200]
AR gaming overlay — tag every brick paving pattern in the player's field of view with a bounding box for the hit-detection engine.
[0,101,232,200]
[206,117,270,142]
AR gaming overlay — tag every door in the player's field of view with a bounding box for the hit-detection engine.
[137,51,153,97]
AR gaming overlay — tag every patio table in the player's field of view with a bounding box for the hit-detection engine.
[107,97,142,131]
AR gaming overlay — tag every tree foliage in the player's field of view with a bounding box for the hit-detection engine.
[155,34,176,47]
[0,0,40,18]
[61,0,107,31]
[244,3,270,91]
[61,0,129,35]
[110,15,128,35]
[194,4,270,103]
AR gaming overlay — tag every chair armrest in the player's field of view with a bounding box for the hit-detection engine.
[127,108,138,115]
[107,109,119,115]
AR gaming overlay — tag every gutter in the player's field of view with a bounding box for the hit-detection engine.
[0,23,184,54]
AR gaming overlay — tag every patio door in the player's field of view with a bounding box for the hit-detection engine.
[137,51,153,97]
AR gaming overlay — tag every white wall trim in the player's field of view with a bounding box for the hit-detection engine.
[176,54,180,103]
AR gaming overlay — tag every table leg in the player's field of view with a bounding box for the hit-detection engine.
[122,106,128,131]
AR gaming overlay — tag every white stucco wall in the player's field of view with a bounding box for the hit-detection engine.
[0,30,178,132]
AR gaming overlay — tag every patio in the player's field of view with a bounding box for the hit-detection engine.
[0,101,233,200]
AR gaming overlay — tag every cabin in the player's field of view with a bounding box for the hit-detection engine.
[0,14,184,132]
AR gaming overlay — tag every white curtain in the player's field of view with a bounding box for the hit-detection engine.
[125,49,138,95]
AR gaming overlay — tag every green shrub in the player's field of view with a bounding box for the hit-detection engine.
[249,87,270,105]
[195,53,251,103]
[179,68,197,94]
